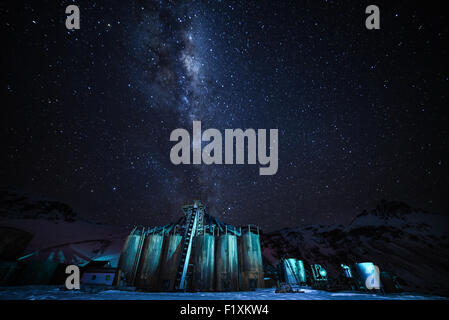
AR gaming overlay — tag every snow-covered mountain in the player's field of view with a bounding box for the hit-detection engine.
[0,191,77,222]
[1,192,448,296]
[0,191,128,267]
[261,200,449,296]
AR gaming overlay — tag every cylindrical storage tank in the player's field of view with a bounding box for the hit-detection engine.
[158,234,183,291]
[239,229,264,290]
[192,234,215,291]
[283,259,306,285]
[355,262,380,290]
[114,232,144,286]
[135,234,164,290]
[215,233,239,291]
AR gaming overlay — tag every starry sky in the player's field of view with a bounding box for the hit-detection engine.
[1,0,448,231]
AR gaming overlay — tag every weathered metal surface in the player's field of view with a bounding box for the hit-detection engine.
[283,258,306,285]
[135,234,164,290]
[158,234,183,291]
[239,228,264,290]
[114,201,265,292]
[114,232,143,286]
[192,234,215,291]
[354,262,379,290]
[215,233,239,291]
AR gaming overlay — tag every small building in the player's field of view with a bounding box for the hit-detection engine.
[81,261,116,286]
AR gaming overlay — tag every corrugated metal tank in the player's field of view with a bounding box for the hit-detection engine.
[355,262,380,289]
[283,258,306,285]
[192,234,215,291]
[114,232,144,286]
[239,228,264,290]
[158,234,183,291]
[215,233,239,291]
[135,234,164,290]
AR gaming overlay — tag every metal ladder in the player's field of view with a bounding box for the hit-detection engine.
[174,209,198,291]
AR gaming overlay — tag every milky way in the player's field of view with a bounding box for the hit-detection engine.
[1,0,448,231]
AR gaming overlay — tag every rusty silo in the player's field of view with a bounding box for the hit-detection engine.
[158,231,183,291]
[114,200,266,292]
[238,225,264,290]
[114,227,145,286]
[135,232,164,290]
[215,227,239,291]
[192,228,215,291]
[282,258,307,285]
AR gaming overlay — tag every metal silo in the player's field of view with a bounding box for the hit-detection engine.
[192,231,215,291]
[354,262,381,290]
[114,227,145,286]
[239,225,264,290]
[135,233,164,290]
[282,258,306,285]
[215,231,239,291]
[159,233,183,291]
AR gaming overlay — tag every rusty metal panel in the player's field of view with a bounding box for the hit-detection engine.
[135,234,164,290]
[192,234,215,291]
[283,258,307,285]
[158,234,183,291]
[114,233,143,286]
[215,234,239,291]
[238,230,264,290]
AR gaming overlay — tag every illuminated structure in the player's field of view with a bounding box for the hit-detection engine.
[280,258,307,286]
[278,258,390,293]
[280,259,329,289]
[114,200,264,292]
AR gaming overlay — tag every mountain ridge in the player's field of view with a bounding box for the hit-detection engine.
[1,193,448,296]
[261,200,449,296]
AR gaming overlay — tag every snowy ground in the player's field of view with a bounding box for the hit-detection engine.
[0,286,446,300]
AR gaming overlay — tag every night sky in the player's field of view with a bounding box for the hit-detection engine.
[1,0,448,231]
